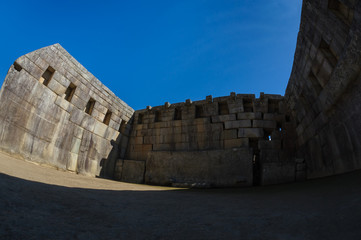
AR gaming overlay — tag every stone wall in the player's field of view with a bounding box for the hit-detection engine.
[119,93,297,186]
[1,0,361,188]
[0,44,134,177]
[285,0,361,179]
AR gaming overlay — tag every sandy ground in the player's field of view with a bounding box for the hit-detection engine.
[1,152,361,240]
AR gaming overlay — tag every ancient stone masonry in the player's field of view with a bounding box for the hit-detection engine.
[0,44,134,177]
[1,0,361,187]
[285,0,361,179]
[118,93,297,187]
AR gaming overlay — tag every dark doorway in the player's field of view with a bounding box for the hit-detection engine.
[249,138,260,186]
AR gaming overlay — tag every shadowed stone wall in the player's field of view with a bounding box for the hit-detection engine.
[0,44,134,177]
[120,93,297,187]
[1,0,361,187]
[285,0,361,179]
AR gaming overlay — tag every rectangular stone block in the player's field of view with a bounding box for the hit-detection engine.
[71,137,81,154]
[73,125,84,139]
[153,143,171,151]
[175,142,189,151]
[142,144,153,152]
[228,101,244,114]
[113,159,123,180]
[223,129,238,140]
[253,120,276,129]
[71,95,87,110]
[224,120,251,129]
[224,138,249,149]
[67,152,78,172]
[145,148,253,187]
[55,95,70,111]
[211,114,236,123]
[237,112,262,120]
[94,120,108,138]
[47,78,67,96]
[121,160,146,184]
[238,128,264,138]
[134,136,144,145]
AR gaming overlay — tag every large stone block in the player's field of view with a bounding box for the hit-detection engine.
[237,112,262,120]
[223,129,238,140]
[121,160,146,184]
[211,114,236,123]
[224,120,251,129]
[253,120,276,129]
[224,138,249,149]
[238,128,264,138]
[145,148,253,187]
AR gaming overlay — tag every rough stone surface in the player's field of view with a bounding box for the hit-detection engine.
[284,0,361,179]
[145,148,253,187]
[121,160,146,184]
[0,44,134,178]
[1,0,361,188]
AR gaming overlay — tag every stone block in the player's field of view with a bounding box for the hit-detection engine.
[93,120,108,137]
[134,136,144,145]
[153,143,171,151]
[228,101,244,114]
[175,142,189,151]
[121,160,145,184]
[211,114,236,123]
[73,125,84,139]
[16,56,44,80]
[238,128,264,138]
[67,152,78,172]
[224,138,249,149]
[113,159,123,180]
[47,78,67,96]
[71,137,81,154]
[263,113,275,120]
[55,95,70,111]
[224,120,251,129]
[71,95,87,110]
[253,120,276,129]
[237,112,262,120]
[223,129,238,140]
[90,159,99,176]
[145,148,253,187]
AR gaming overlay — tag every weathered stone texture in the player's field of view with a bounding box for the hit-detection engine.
[0,44,134,177]
[1,0,361,188]
[285,0,361,179]
[145,148,253,187]
[125,93,291,186]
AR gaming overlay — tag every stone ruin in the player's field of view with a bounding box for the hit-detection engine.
[0,0,360,187]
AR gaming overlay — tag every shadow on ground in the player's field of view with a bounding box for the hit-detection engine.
[1,171,361,240]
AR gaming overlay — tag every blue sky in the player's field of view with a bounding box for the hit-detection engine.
[0,0,302,110]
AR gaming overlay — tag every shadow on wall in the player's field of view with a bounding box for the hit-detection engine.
[98,118,134,179]
[98,139,119,179]
[1,171,361,239]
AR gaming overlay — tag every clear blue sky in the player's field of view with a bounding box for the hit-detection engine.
[0,0,302,110]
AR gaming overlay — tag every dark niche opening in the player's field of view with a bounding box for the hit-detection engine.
[64,83,76,102]
[103,110,112,126]
[174,107,182,120]
[85,98,96,115]
[40,66,55,86]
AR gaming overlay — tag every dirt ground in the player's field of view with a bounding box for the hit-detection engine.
[0,152,361,240]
